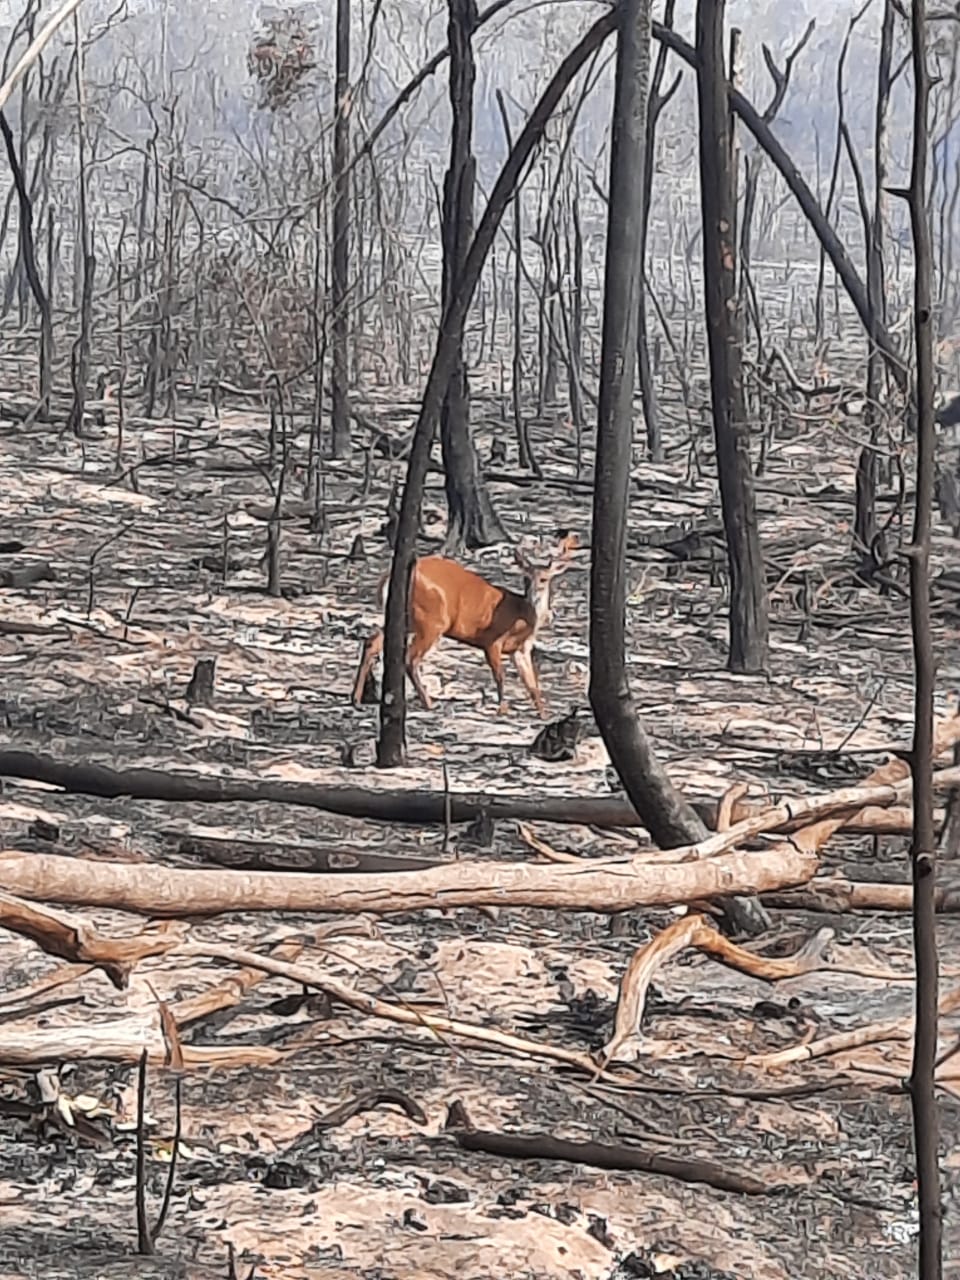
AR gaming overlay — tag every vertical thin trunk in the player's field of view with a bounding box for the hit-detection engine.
[635,0,677,464]
[330,0,351,457]
[439,0,506,552]
[855,0,895,551]
[906,4,941,1275]
[695,0,768,673]
[495,88,537,474]
[67,11,95,438]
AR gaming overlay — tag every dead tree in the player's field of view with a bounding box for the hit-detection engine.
[695,0,768,674]
[438,0,506,552]
[66,10,94,439]
[738,22,815,333]
[0,110,52,415]
[589,0,769,938]
[854,0,896,554]
[494,89,537,473]
[636,0,681,463]
[330,0,351,457]
[904,2,941,1273]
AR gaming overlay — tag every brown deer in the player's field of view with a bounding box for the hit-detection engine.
[351,532,577,718]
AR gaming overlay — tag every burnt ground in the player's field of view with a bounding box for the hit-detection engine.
[1,393,960,1279]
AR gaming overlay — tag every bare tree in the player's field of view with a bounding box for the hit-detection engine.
[636,0,680,463]
[330,0,351,457]
[495,88,538,475]
[0,109,52,414]
[438,0,506,551]
[904,2,941,1273]
[738,23,816,328]
[854,0,896,555]
[695,0,768,673]
[66,9,94,437]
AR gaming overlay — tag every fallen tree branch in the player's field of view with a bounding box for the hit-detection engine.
[171,919,378,1027]
[601,910,924,1066]
[601,913,835,1065]
[0,890,183,989]
[176,941,631,1082]
[445,1102,783,1195]
[168,830,440,874]
[0,1022,309,1068]
[0,618,69,636]
[170,935,307,1028]
[0,962,93,1007]
[747,988,960,1071]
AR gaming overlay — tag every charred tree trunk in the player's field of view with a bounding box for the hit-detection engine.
[330,0,351,458]
[66,13,94,439]
[636,0,679,463]
[854,0,895,554]
[439,0,506,552]
[589,0,769,937]
[905,4,941,1273]
[695,0,768,673]
[0,112,52,416]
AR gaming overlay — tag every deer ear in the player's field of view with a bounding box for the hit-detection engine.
[514,544,534,573]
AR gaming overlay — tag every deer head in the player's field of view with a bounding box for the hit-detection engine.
[516,532,577,629]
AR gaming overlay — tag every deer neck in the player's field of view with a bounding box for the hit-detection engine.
[523,575,554,634]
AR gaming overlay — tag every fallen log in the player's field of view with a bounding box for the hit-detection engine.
[0,748,939,834]
[167,831,441,874]
[448,1124,776,1196]
[762,877,960,914]
[0,749,659,826]
[0,841,818,917]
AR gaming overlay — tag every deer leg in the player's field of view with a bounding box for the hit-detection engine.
[352,629,383,705]
[484,643,508,713]
[406,623,443,710]
[512,644,547,718]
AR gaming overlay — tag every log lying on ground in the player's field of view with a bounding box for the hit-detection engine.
[0,1022,297,1069]
[167,831,440,873]
[0,748,940,834]
[762,878,960,914]
[0,842,818,917]
[0,749,662,826]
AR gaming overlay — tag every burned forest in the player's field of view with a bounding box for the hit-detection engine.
[1,0,959,1276]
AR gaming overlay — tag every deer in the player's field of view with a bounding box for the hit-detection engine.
[351,532,577,719]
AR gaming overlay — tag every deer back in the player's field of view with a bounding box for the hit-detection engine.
[413,556,536,647]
